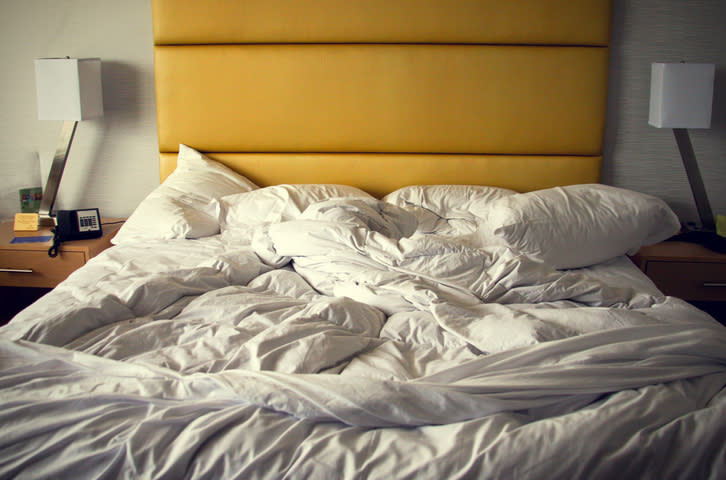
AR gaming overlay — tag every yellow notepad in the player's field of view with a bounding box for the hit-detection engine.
[13,213,39,232]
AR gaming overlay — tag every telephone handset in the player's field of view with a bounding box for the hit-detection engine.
[48,208,103,257]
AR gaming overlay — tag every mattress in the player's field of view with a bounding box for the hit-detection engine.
[1,153,725,479]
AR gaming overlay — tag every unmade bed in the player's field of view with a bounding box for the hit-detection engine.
[1,1,725,479]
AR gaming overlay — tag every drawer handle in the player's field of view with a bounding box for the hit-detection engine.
[0,268,34,274]
[703,282,726,288]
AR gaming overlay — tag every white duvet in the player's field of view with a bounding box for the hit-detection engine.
[1,198,725,479]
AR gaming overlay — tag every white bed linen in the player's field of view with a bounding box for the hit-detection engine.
[1,198,725,479]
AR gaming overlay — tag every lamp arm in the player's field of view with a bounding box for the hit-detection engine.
[672,128,716,231]
[38,120,78,223]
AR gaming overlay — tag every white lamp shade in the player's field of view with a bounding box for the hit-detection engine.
[648,62,714,129]
[35,58,104,121]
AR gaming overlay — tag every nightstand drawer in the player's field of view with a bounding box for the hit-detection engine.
[645,261,726,301]
[0,250,85,288]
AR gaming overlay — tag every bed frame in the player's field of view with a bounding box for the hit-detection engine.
[152,0,611,197]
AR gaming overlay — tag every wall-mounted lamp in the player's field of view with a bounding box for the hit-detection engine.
[34,57,103,226]
[648,61,725,253]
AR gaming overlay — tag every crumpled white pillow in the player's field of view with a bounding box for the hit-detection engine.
[477,184,681,269]
[112,145,258,244]
[384,185,517,236]
[219,184,374,231]
[301,197,418,240]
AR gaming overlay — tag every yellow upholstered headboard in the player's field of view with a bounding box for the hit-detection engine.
[152,0,611,196]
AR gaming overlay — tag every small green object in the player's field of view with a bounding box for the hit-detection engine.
[717,214,726,238]
[18,187,42,213]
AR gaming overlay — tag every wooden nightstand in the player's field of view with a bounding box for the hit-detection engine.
[0,219,123,288]
[630,240,726,323]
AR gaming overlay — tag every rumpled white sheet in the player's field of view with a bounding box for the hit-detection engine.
[1,197,725,479]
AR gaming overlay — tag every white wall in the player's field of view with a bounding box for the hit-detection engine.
[0,0,158,218]
[1,0,725,224]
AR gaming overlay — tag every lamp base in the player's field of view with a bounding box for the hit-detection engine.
[669,227,726,254]
[37,214,56,228]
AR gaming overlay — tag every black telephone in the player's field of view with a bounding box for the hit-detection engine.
[48,208,103,257]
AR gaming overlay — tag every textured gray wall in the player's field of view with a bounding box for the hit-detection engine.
[603,0,726,225]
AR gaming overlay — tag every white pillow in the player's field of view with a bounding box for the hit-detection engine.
[301,197,418,239]
[113,145,258,244]
[477,184,681,269]
[384,185,517,236]
[384,184,517,214]
[220,184,374,230]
